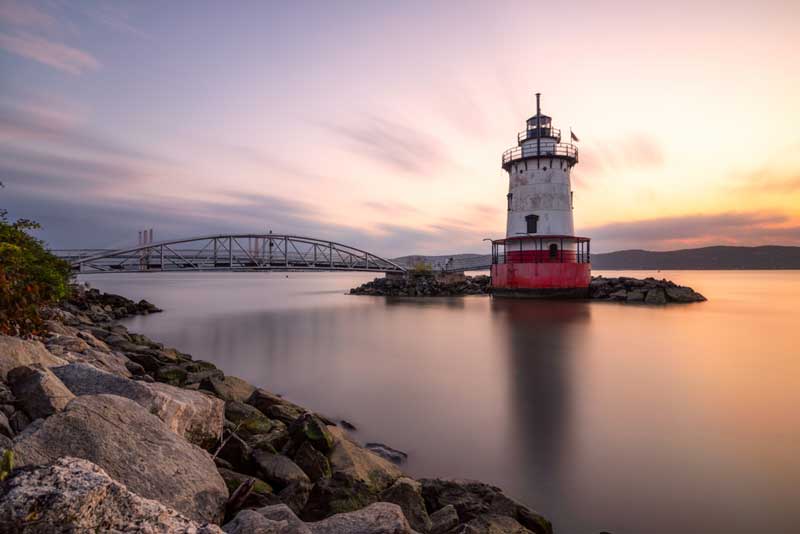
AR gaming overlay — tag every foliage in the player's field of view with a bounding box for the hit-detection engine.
[0,208,72,336]
[0,449,13,481]
[409,261,433,276]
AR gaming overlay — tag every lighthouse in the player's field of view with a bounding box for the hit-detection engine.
[491,93,591,297]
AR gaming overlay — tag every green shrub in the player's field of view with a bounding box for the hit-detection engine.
[410,261,432,276]
[0,208,71,336]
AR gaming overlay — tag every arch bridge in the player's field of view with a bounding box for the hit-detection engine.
[64,234,406,274]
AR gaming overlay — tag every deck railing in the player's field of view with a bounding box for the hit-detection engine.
[502,142,578,168]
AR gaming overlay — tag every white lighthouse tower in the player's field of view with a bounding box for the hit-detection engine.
[491,93,591,297]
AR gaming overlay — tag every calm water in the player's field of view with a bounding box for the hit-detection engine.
[83,270,800,534]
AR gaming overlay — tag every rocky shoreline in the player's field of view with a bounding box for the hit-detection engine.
[350,274,706,304]
[0,284,553,533]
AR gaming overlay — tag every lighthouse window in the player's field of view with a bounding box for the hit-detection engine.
[507,193,512,211]
[549,244,558,259]
[543,166,547,171]
[525,214,539,234]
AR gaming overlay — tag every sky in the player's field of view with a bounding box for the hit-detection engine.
[1,0,799,256]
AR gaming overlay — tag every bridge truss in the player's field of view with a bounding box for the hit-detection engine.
[67,234,406,274]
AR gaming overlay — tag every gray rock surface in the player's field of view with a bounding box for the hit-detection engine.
[223,509,291,534]
[7,365,74,420]
[257,504,313,533]
[420,479,551,534]
[307,502,416,534]
[379,477,431,533]
[644,287,667,305]
[248,389,306,423]
[0,335,65,380]
[461,513,532,533]
[254,450,310,488]
[429,504,459,534]
[52,362,224,448]
[202,375,256,403]
[13,394,228,523]
[328,426,402,493]
[0,456,224,533]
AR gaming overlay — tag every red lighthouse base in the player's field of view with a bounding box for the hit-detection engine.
[489,235,592,299]
[491,262,591,298]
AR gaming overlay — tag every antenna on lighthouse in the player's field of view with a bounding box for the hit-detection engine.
[535,92,541,160]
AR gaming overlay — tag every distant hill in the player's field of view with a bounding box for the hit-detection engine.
[394,246,800,270]
[591,246,800,270]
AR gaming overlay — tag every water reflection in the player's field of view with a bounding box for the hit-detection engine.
[492,300,590,511]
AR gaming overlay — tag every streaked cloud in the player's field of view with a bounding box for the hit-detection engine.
[325,116,447,176]
[0,31,99,74]
[0,1,56,30]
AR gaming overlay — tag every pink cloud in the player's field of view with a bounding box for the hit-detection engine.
[0,1,57,30]
[0,32,99,74]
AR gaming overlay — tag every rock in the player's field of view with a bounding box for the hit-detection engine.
[279,479,313,514]
[8,410,30,433]
[339,420,357,431]
[287,413,334,454]
[13,394,228,524]
[379,476,432,533]
[52,362,224,448]
[62,345,133,377]
[665,285,706,302]
[254,504,313,534]
[202,375,257,403]
[248,389,306,424]
[461,514,532,533]
[7,365,74,420]
[217,432,255,473]
[253,451,310,489]
[429,504,459,534]
[306,502,415,534]
[219,468,278,511]
[249,420,290,452]
[328,426,402,493]
[0,335,66,380]
[365,443,408,465]
[0,412,11,439]
[293,441,332,482]
[644,288,667,305]
[608,290,627,301]
[301,472,377,521]
[222,509,290,534]
[625,290,645,302]
[0,457,223,533]
[226,400,273,438]
[420,479,551,534]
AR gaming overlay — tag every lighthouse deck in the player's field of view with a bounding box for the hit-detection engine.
[502,142,578,169]
[491,235,591,265]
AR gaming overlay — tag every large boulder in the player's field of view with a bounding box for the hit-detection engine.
[286,414,334,454]
[327,426,402,493]
[293,441,332,482]
[461,514,532,533]
[0,457,224,533]
[229,504,311,534]
[248,389,306,424]
[7,365,74,420]
[222,509,294,534]
[13,394,228,524]
[307,502,415,534]
[420,479,551,534]
[253,451,310,489]
[202,375,256,403]
[429,504,459,534]
[225,400,273,439]
[379,477,431,533]
[301,473,377,521]
[644,288,667,305]
[52,362,224,448]
[665,285,707,302]
[0,335,65,380]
